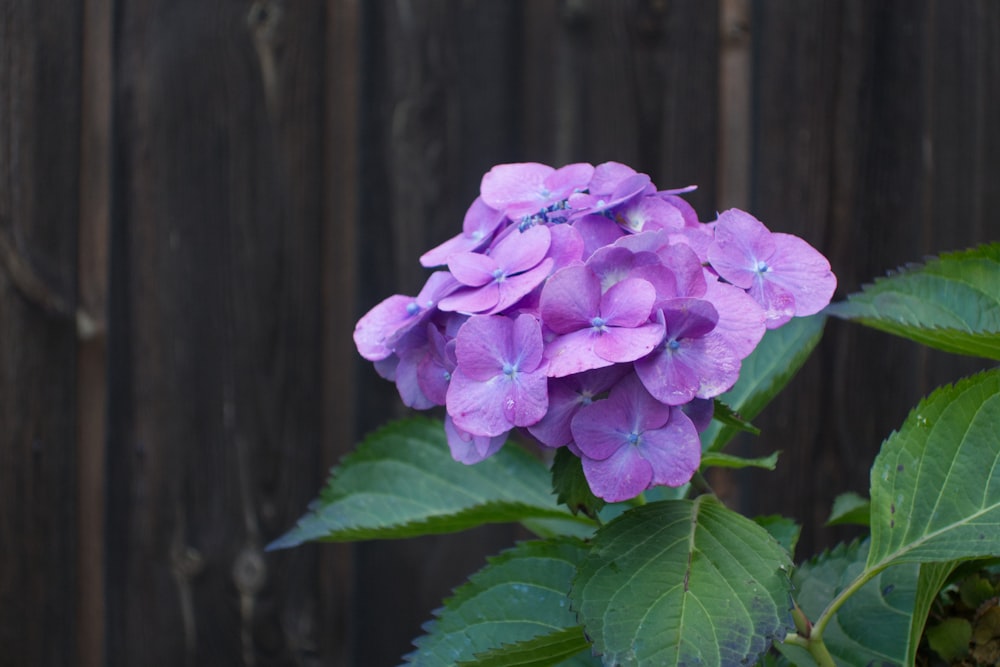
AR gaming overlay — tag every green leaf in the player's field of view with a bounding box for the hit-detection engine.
[701,314,827,452]
[828,243,1000,360]
[755,515,801,558]
[783,539,918,666]
[867,369,1000,569]
[458,628,595,667]
[825,492,871,527]
[926,617,972,662]
[711,400,761,436]
[551,447,606,519]
[407,538,589,666]
[571,496,794,666]
[701,450,779,471]
[269,418,590,548]
[905,562,958,665]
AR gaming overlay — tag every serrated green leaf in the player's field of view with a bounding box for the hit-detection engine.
[551,447,606,519]
[701,450,779,471]
[782,538,918,666]
[406,538,589,667]
[571,496,794,666]
[458,627,595,667]
[828,243,1000,359]
[701,314,827,452]
[867,369,1000,569]
[269,418,590,548]
[825,492,871,527]
[755,515,800,559]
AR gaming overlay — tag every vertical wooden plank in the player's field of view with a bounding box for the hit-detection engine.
[521,0,721,213]
[106,1,332,664]
[0,2,82,665]
[743,0,999,557]
[77,0,112,664]
[322,0,360,664]
[353,3,525,663]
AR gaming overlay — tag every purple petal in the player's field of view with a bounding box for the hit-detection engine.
[445,415,507,464]
[490,258,554,314]
[544,162,595,197]
[480,162,554,214]
[453,316,511,380]
[353,294,421,361]
[491,224,551,275]
[766,233,837,317]
[640,408,701,487]
[544,329,617,377]
[437,283,500,314]
[707,209,776,289]
[601,278,656,327]
[447,370,511,436]
[581,446,652,502]
[448,252,498,287]
[573,214,626,259]
[593,321,665,364]
[510,313,545,372]
[749,277,796,329]
[420,198,506,267]
[588,161,640,195]
[660,298,719,340]
[539,265,601,333]
[503,368,549,427]
[703,280,766,359]
[545,223,585,271]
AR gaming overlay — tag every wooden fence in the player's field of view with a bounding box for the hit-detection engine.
[1,1,998,665]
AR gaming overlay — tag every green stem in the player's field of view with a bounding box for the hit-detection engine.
[811,564,884,641]
[782,632,837,667]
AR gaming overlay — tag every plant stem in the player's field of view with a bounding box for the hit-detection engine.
[781,633,837,667]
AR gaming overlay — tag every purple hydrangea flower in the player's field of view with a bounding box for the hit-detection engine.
[480,162,594,222]
[527,365,630,448]
[439,224,554,315]
[420,197,507,268]
[540,264,664,377]
[708,209,837,328]
[446,314,549,437]
[354,271,460,363]
[571,373,700,501]
[634,299,740,405]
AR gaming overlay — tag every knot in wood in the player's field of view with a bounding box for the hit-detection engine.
[233,547,267,594]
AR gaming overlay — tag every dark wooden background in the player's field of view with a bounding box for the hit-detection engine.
[1,1,997,665]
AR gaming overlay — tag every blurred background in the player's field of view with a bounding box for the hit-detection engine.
[1,1,998,665]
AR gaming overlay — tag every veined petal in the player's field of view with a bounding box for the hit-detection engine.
[447,370,511,437]
[601,277,656,327]
[766,232,837,316]
[480,162,554,214]
[539,264,601,333]
[491,224,551,274]
[453,315,511,380]
[448,251,497,287]
[510,313,545,372]
[544,329,616,377]
[640,408,701,487]
[708,208,776,288]
[581,446,652,502]
[592,321,665,364]
[504,368,549,427]
[489,258,554,314]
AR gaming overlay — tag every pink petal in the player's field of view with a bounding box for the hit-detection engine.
[581,447,652,502]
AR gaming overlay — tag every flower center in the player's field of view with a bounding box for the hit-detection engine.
[668,339,681,351]
[502,362,517,378]
[627,432,641,446]
[406,302,421,316]
[590,316,607,331]
[755,260,770,274]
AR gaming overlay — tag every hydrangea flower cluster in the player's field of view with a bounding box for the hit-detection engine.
[354,162,836,502]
